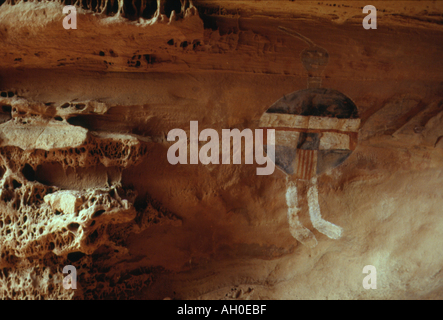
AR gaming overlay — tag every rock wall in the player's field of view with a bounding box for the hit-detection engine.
[0,0,443,300]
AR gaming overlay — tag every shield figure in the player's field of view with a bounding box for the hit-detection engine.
[258,27,361,248]
[260,88,360,247]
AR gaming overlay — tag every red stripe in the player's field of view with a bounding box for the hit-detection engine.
[300,150,307,179]
[306,150,313,179]
[295,150,317,180]
[296,150,302,178]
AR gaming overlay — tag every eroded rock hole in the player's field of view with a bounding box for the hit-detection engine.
[34,163,66,188]
[88,230,99,243]
[67,116,89,129]
[141,0,158,19]
[0,91,13,98]
[11,198,19,210]
[123,0,137,19]
[199,10,218,30]
[12,180,22,189]
[35,163,121,190]
[93,210,105,218]
[0,106,12,123]
[2,105,12,114]
[82,0,97,11]
[192,40,201,49]
[67,223,80,232]
[68,251,86,262]
[164,0,182,17]
[144,54,157,64]
[107,0,120,16]
[22,164,36,182]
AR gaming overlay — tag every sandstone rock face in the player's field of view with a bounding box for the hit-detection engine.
[0,0,443,300]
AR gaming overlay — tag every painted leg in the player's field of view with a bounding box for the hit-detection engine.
[307,177,343,240]
[286,179,318,248]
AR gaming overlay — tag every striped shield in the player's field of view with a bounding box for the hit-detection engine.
[260,88,360,180]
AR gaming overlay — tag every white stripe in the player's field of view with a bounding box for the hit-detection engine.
[260,113,360,132]
[319,132,350,150]
[275,131,300,147]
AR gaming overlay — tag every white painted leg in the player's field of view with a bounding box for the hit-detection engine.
[286,179,317,248]
[307,177,343,240]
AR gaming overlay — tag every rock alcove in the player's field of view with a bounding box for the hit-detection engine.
[0,0,443,300]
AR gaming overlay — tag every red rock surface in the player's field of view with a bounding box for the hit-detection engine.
[0,0,442,299]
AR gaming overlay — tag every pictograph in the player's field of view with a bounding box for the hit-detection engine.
[259,27,361,247]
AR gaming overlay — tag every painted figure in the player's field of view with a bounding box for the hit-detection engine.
[259,27,361,247]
